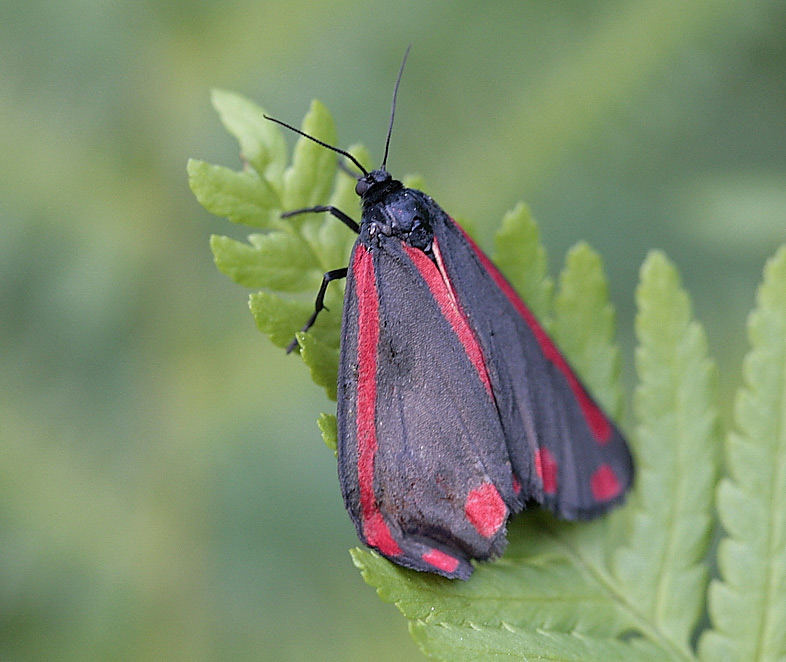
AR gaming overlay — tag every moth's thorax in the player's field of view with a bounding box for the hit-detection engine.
[358,171,434,251]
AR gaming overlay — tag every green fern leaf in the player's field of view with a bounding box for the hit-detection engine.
[552,242,622,419]
[613,251,720,656]
[210,233,317,291]
[210,89,287,185]
[352,539,640,637]
[493,202,553,324]
[248,291,311,349]
[282,100,337,211]
[187,159,281,228]
[317,413,338,453]
[410,620,667,662]
[196,95,369,397]
[699,245,786,662]
[296,331,339,401]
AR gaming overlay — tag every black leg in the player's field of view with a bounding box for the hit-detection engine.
[287,267,349,353]
[281,206,360,234]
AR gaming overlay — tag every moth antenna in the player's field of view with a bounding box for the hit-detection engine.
[338,158,363,179]
[381,45,411,171]
[264,115,369,176]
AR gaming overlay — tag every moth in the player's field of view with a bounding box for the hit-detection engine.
[267,51,633,579]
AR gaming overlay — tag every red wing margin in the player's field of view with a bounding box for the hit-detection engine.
[432,213,634,520]
[336,239,520,579]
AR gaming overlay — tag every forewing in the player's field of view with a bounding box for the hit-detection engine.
[337,237,518,579]
[431,209,633,520]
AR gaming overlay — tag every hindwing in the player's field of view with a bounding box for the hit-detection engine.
[430,209,634,519]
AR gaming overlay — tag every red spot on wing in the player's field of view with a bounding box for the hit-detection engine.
[512,476,522,494]
[465,483,507,538]
[590,464,621,502]
[535,448,558,494]
[422,548,460,574]
[402,241,492,396]
[353,247,401,557]
[455,224,612,444]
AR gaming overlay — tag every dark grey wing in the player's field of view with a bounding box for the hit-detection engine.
[337,237,518,579]
[430,209,633,520]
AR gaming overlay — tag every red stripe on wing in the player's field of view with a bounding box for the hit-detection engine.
[353,247,401,557]
[455,224,612,444]
[403,241,493,397]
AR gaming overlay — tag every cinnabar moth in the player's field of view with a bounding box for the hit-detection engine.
[267,51,633,579]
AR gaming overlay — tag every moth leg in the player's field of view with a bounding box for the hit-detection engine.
[282,205,360,234]
[280,204,357,353]
[286,267,348,354]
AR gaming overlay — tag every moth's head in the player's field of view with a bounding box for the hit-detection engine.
[265,48,411,207]
[356,166,405,209]
[355,168,392,197]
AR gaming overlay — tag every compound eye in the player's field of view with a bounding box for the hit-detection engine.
[355,178,370,196]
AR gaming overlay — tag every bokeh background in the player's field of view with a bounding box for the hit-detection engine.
[2,1,784,659]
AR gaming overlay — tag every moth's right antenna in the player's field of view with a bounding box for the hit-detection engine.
[381,45,411,171]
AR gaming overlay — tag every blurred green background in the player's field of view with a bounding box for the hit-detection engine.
[2,0,784,659]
